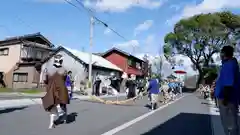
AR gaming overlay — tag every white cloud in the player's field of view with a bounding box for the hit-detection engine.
[112,34,157,58]
[114,40,139,48]
[166,0,240,26]
[104,28,111,35]
[170,4,181,11]
[84,0,164,12]
[134,20,153,36]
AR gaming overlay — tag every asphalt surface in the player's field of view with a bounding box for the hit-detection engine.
[0,96,151,135]
[115,94,213,135]
[0,93,220,135]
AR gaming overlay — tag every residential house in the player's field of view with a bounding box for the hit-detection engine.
[0,33,54,89]
[40,46,122,91]
[99,48,146,77]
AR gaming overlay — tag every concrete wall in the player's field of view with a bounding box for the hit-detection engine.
[40,50,121,91]
[40,51,86,91]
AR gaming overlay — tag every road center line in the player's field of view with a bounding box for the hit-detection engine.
[101,94,189,135]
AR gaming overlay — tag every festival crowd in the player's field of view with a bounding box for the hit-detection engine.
[41,53,185,129]
[41,45,240,135]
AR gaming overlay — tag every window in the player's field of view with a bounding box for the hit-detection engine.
[128,59,136,67]
[0,48,9,56]
[136,62,141,69]
[13,73,28,82]
[36,51,43,59]
[128,59,133,66]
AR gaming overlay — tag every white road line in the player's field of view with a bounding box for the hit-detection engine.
[209,107,220,116]
[101,94,189,135]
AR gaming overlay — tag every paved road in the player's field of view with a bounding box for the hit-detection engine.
[115,94,213,135]
[0,93,223,135]
[0,96,151,135]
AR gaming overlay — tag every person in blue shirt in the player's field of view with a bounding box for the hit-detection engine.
[168,79,177,100]
[147,75,160,110]
[215,45,240,135]
[65,71,73,100]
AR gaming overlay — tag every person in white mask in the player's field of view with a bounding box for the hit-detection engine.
[41,54,69,129]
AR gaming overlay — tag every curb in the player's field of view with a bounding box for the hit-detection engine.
[0,93,126,110]
[0,92,45,97]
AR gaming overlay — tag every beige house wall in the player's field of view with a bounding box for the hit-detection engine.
[0,43,45,89]
[12,66,39,89]
[0,44,21,88]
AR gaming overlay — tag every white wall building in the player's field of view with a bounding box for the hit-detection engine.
[40,46,122,91]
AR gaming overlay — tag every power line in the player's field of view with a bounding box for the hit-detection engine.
[74,0,128,40]
[64,0,128,41]
[0,25,13,36]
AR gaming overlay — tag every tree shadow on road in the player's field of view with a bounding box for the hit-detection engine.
[0,106,27,114]
[141,113,213,135]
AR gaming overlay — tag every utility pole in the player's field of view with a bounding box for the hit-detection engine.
[88,16,94,93]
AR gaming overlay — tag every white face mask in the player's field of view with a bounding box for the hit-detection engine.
[53,56,63,66]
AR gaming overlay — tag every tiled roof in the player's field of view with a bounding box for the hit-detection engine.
[0,32,54,47]
[101,47,145,62]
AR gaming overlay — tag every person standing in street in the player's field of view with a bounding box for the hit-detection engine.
[215,45,240,135]
[41,55,69,129]
[65,71,73,100]
[120,72,128,93]
[147,75,160,110]
[126,74,137,99]
[137,79,145,99]
[94,73,101,96]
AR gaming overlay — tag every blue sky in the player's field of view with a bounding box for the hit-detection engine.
[1,0,240,58]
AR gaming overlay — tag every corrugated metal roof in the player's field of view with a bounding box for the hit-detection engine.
[66,47,122,72]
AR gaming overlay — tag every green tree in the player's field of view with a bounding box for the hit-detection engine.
[163,11,240,87]
[203,66,219,84]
